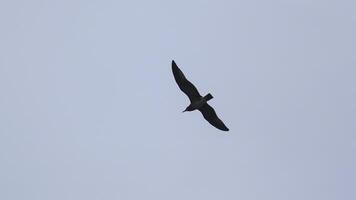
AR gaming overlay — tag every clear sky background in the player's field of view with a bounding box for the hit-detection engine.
[1,0,355,200]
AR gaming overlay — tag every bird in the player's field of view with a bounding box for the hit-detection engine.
[171,60,229,131]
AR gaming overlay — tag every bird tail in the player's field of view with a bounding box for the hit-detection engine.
[204,93,214,101]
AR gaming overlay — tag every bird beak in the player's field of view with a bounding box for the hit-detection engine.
[182,110,187,113]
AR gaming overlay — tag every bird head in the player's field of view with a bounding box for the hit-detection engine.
[182,106,193,112]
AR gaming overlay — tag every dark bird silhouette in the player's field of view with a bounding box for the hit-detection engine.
[172,60,229,131]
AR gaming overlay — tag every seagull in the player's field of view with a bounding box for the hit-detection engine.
[171,60,229,131]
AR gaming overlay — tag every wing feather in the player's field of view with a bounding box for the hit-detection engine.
[172,60,201,102]
[198,103,229,131]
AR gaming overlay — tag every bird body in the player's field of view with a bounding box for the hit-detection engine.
[171,60,229,131]
[184,93,213,112]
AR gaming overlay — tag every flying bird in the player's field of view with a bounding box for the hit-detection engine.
[171,60,229,131]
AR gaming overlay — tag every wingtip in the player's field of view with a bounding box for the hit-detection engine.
[172,60,179,71]
[218,122,229,132]
[222,127,229,132]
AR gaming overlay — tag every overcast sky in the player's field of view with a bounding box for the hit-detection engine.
[0,0,355,200]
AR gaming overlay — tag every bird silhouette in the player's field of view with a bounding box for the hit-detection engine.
[172,60,229,131]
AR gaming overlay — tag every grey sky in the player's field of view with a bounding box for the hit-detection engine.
[1,0,355,199]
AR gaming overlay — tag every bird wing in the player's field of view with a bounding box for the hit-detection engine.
[198,103,229,131]
[172,60,202,102]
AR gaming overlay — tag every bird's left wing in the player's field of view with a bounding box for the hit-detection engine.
[172,60,202,102]
[198,103,229,131]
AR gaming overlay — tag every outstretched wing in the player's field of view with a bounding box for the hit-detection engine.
[198,103,229,131]
[172,60,202,102]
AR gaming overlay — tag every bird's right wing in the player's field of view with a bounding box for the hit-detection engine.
[198,103,229,131]
[172,60,202,102]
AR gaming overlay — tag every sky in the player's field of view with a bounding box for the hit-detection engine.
[0,0,355,200]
